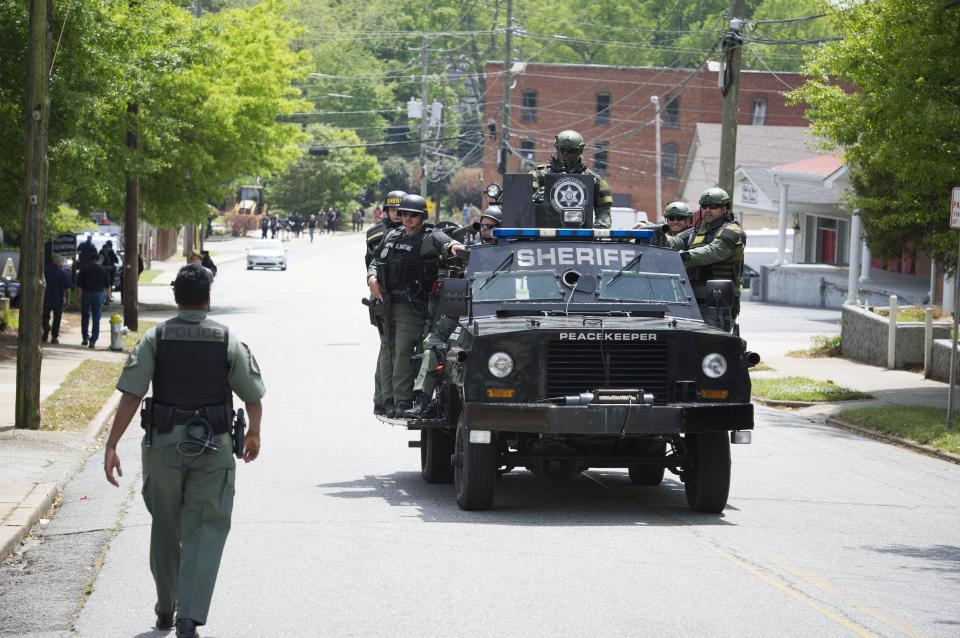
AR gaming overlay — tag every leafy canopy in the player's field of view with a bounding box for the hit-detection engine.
[791,0,960,262]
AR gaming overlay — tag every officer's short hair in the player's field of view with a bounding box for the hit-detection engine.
[173,264,211,306]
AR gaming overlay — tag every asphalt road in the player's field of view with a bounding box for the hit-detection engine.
[3,231,959,637]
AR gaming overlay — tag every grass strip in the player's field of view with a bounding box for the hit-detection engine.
[124,320,157,350]
[752,376,871,402]
[40,360,124,431]
[138,269,165,285]
[787,334,841,358]
[750,362,775,372]
[836,406,960,455]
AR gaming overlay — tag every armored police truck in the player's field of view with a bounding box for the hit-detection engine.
[385,176,758,514]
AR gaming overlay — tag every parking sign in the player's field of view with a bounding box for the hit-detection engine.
[952,187,960,229]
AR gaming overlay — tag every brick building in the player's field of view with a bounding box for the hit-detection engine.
[481,62,809,215]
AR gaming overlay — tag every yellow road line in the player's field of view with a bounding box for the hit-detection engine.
[586,474,887,638]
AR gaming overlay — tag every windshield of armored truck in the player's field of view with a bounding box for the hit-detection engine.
[598,270,687,303]
[238,187,260,201]
[472,270,564,302]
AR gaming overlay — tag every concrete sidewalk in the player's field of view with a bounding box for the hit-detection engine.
[0,233,254,563]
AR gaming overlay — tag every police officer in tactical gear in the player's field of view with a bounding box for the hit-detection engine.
[476,205,503,245]
[368,195,465,415]
[403,206,502,419]
[530,130,613,229]
[367,190,407,416]
[662,201,693,235]
[103,265,265,638]
[663,187,746,331]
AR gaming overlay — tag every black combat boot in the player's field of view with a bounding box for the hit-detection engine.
[175,618,199,638]
[155,603,174,630]
[373,404,387,416]
[393,400,413,418]
[401,393,431,419]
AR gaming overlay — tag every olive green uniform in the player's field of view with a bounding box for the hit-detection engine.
[664,216,746,330]
[116,309,265,625]
[530,159,613,229]
[366,221,395,411]
[413,314,457,399]
[368,228,459,404]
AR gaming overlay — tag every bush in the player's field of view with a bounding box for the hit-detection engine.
[224,213,259,237]
[787,333,841,358]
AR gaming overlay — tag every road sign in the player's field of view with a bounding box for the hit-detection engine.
[951,187,960,229]
[52,232,77,257]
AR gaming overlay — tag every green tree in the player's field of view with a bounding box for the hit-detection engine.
[791,0,960,263]
[269,126,382,215]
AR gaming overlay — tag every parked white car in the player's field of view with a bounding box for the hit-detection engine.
[246,239,287,271]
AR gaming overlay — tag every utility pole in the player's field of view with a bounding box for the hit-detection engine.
[499,0,513,175]
[651,95,662,214]
[718,0,745,196]
[420,37,429,203]
[16,0,52,430]
[123,102,139,332]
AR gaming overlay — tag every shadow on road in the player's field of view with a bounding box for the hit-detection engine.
[316,469,734,527]
[863,543,960,579]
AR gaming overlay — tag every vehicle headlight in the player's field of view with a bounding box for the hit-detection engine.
[701,353,727,379]
[487,352,514,378]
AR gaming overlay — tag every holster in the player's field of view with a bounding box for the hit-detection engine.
[232,408,246,459]
[140,398,154,447]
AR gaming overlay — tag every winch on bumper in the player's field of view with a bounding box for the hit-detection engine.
[464,401,753,435]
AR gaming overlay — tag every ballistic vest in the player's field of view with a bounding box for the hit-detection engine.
[379,229,441,297]
[683,218,746,289]
[153,317,230,410]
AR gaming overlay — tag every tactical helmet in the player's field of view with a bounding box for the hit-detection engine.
[397,194,428,216]
[480,205,503,226]
[699,187,731,207]
[554,130,585,154]
[383,190,407,209]
[664,201,692,218]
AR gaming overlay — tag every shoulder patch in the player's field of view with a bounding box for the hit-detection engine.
[718,225,745,245]
[241,342,261,375]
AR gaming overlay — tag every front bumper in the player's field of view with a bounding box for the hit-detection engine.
[464,401,753,435]
[248,258,285,268]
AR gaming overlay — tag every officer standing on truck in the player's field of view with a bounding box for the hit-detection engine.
[366,190,406,416]
[402,205,502,419]
[662,201,693,235]
[102,264,265,638]
[530,130,613,229]
[367,194,465,415]
[664,187,746,330]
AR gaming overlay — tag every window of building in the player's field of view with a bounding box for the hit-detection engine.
[662,143,678,177]
[663,96,680,128]
[520,139,535,170]
[752,98,767,126]
[595,93,611,125]
[594,141,609,173]
[521,90,537,122]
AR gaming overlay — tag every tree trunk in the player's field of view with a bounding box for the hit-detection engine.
[16,0,52,430]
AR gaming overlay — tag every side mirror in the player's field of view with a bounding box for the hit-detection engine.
[705,279,734,308]
[438,278,470,317]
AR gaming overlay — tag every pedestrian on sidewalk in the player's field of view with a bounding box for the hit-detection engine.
[76,257,110,348]
[103,264,265,638]
[42,255,72,344]
[99,240,119,304]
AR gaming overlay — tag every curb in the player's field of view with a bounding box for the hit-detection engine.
[752,397,817,408]
[1,391,121,564]
[824,417,960,465]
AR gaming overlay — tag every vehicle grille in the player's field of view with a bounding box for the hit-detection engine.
[546,338,670,403]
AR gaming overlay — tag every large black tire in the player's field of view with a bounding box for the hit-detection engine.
[628,441,666,486]
[420,428,454,484]
[683,432,731,513]
[454,416,498,511]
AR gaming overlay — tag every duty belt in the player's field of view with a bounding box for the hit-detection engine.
[150,402,232,434]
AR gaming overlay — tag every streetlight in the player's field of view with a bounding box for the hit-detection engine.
[650,95,662,215]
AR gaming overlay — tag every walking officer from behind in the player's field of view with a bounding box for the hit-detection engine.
[663,187,746,331]
[367,194,465,415]
[530,130,613,229]
[102,264,265,638]
[366,190,406,416]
